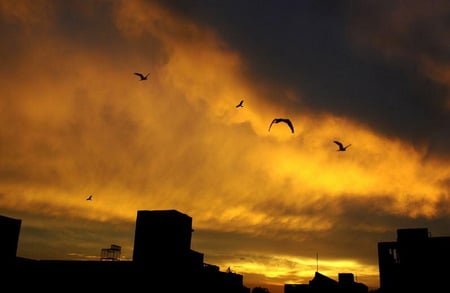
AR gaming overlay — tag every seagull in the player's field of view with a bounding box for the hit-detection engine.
[268,118,294,133]
[134,72,149,81]
[86,195,93,201]
[333,140,351,151]
[236,100,244,108]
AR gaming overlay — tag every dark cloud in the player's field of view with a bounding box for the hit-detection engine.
[158,0,450,160]
[1,2,448,291]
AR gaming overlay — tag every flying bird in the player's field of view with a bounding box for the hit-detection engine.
[134,72,149,80]
[268,118,294,133]
[86,195,93,201]
[333,140,351,151]
[236,100,244,108]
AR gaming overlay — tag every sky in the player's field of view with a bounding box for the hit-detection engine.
[0,0,449,292]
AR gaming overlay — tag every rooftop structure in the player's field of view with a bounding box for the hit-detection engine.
[378,227,450,292]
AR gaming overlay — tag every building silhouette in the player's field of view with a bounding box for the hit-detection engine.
[133,209,203,267]
[284,271,368,293]
[284,227,450,293]
[3,210,449,293]
[377,227,450,292]
[133,209,194,261]
[100,244,122,261]
[1,210,250,293]
[0,214,21,264]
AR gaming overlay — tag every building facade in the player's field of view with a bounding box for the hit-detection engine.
[378,227,450,292]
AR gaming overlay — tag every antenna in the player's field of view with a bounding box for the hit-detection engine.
[316,252,319,272]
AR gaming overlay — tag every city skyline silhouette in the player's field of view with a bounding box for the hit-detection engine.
[1,2,449,293]
[2,211,449,293]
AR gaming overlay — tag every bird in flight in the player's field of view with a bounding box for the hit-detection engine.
[86,194,93,201]
[236,100,244,108]
[134,72,149,81]
[268,118,294,133]
[333,140,351,151]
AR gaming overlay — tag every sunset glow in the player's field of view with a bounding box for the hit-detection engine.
[1,1,449,293]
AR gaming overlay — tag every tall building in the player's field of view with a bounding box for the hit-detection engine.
[378,227,450,292]
[0,214,21,264]
[133,209,193,262]
[132,209,204,270]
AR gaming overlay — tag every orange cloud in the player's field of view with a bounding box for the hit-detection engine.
[1,1,448,291]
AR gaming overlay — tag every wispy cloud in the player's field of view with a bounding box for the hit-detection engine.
[1,1,449,291]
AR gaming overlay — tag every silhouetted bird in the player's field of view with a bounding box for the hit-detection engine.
[86,195,93,200]
[268,118,294,133]
[134,72,149,80]
[333,140,351,151]
[236,100,244,108]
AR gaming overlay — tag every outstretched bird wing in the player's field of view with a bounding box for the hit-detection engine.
[283,119,294,133]
[268,119,277,132]
[334,140,351,150]
[134,72,149,80]
[333,140,344,149]
[268,118,294,133]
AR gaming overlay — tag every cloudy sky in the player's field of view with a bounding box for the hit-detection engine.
[1,0,449,292]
